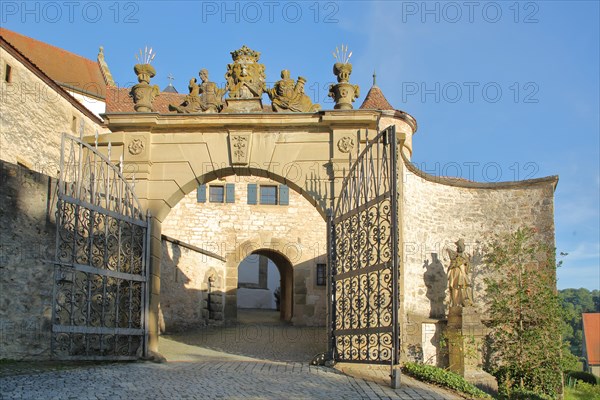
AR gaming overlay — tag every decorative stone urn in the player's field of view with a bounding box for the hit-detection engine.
[328,62,360,110]
[132,63,159,112]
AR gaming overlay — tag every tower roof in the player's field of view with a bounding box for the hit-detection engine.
[359,73,394,111]
[163,83,178,93]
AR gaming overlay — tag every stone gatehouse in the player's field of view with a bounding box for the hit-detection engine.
[0,32,557,370]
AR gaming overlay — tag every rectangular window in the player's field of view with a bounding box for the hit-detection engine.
[209,185,225,203]
[316,264,326,286]
[4,64,12,83]
[259,185,277,205]
[71,116,77,133]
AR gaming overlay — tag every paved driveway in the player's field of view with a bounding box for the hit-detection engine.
[1,310,462,399]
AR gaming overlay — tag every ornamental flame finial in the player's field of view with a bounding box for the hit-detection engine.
[332,44,352,64]
[135,46,156,65]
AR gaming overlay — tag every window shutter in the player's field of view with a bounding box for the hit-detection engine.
[279,185,289,205]
[197,184,206,203]
[247,183,257,205]
[226,183,235,203]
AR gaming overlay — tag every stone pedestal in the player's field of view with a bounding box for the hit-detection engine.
[222,98,264,113]
[447,306,498,395]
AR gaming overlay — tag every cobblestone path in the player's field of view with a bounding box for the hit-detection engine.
[1,310,463,399]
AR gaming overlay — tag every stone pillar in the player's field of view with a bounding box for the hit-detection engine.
[447,306,497,394]
[147,218,162,354]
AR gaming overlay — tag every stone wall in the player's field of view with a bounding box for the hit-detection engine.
[0,47,104,177]
[0,161,56,360]
[161,176,328,326]
[400,158,557,364]
[159,237,225,333]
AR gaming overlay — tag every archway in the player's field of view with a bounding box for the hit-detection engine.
[236,250,293,322]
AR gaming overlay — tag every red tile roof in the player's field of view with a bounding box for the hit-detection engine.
[106,86,187,113]
[1,35,103,125]
[106,86,275,114]
[0,28,106,99]
[583,313,600,365]
[359,85,394,110]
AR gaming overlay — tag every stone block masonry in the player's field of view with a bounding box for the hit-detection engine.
[0,162,56,359]
[161,176,328,326]
[400,156,557,364]
[0,47,105,177]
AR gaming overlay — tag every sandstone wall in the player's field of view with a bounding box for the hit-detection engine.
[400,158,557,363]
[159,238,225,332]
[161,176,327,326]
[0,47,104,177]
[0,162,56,359]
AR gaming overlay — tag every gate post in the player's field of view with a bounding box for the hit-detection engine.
[147,218,162,353]
[326,208,335,361]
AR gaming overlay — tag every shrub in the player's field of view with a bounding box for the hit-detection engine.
[573,381,600,399]
[402,362,491,399]
[498,386,554,400]
[567,370,598,385]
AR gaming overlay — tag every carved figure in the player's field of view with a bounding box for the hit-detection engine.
[169,69,225,113]
[447,239,473,307]
[225,45,266,99]
[198,69,225,113]
[131,64,159,112]
[169,78,201,113]
[267,70,321,112]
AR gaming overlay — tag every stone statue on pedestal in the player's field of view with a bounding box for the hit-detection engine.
[446,238,497,395]
[447,239,473,307]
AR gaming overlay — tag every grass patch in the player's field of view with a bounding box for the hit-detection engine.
[402,362,491,399]
[564,382,600,400]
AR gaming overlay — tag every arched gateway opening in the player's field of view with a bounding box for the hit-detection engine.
[99,107,417,355]
[237,250,293,322]
[158,173,327,335]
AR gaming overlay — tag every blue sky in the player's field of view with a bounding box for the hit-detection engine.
[2,1,598,290]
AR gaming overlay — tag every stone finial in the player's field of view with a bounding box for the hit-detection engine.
[131,47,159,112]
[97,46,115,86]
[267,69,321,112]
[132,64,159,112]
[328,45,359,110]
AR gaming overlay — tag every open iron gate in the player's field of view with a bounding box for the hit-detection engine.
[51,132,150,360]
[329,126,400,375]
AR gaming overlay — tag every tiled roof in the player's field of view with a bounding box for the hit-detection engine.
[359,85,394,110]
[0,35,103,125]
[0,28,106,99]
[582,313,600,365]
[106,86,186,113]
[106,86,274,113]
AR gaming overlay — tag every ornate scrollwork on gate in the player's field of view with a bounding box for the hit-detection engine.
[52,132,149,360]
[329,126,399,366]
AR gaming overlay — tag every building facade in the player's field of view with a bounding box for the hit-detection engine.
[0,30,557,370]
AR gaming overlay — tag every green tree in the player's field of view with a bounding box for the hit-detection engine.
[559,288,600,356]
[484,227,564,398]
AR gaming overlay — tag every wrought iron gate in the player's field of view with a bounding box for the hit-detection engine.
[329,125,399,368]
[51,132,150,360]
